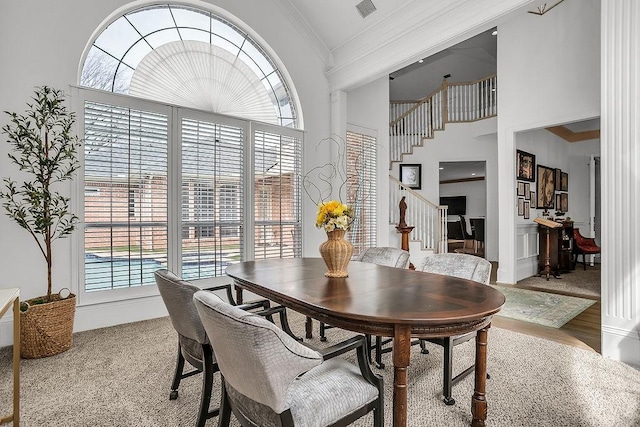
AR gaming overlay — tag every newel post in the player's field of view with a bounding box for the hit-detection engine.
[396,197,415,270]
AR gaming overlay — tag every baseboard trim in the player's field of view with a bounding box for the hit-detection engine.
[602,325,640,369]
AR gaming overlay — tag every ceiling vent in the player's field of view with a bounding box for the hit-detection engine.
[356,0,377,18]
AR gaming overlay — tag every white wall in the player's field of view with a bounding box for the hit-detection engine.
[567,139,600,231]
[345,76,396,248]
[440,180,487,223]
[496,0,600,284]
[0,0,332,345]
[392,118,498,261]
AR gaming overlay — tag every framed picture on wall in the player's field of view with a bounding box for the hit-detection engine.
[524,182,530,199]
[399,164,422,189]
[555,168,562,189]
[516,150,536,182]
[561,193,568,213]
[537,165,555,209]
[518,197,525,216]
[556,193,562,212]
[517,181,525,196]
[561,172,569,191]
[530,191,536,208]
[524,200,530,219]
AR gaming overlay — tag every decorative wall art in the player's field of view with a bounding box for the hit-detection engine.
[530,192,536,208]
[561,172,568,192]
[518,197,525,216]
[555,168,562,189]
[516,150,536,182]
[399,164,422,190]
[524,183,530,200]
[524,200,530,219]
[537,165,555,209]
[556,194,562,212]
[561,193,568,213]
[517,182,525,196]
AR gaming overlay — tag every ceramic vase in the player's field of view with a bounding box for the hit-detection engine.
[319,229,353,277]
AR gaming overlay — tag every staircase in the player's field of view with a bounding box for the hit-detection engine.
[388,74,497,252]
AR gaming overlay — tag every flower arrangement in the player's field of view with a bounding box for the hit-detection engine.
[316,200,354,232]
[303,136,363,235]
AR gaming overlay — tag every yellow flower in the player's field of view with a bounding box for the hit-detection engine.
[316,200,353,231]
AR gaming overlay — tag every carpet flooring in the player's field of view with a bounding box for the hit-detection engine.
[490,284,597,328]
[516,263,600,299]
[1,310,639,427]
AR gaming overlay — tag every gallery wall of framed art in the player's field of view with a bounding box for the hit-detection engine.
[515,149,569,219]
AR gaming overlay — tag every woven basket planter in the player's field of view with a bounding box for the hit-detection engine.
[20,293,76,359]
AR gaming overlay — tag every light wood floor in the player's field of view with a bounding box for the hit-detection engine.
[492,302,601,353]
[490,262,601,354]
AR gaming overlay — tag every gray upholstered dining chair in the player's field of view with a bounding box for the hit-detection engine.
[319,247,411,350]
[193,290,384,427]
[155,269,293,427]
[416,253,492,405]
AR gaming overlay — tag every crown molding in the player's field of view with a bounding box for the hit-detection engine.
[327,0,534,91]
[272,0,333,67]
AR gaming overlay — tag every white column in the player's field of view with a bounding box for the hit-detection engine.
[601,0,640,367]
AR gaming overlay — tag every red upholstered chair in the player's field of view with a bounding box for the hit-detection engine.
[572,228,601,270]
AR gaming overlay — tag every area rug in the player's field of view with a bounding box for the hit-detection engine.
[516,263,600,299]
[490,284,596,328]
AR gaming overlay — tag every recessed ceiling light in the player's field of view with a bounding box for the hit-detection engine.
[418,59,424,63]
[471,173,476,176]
[492,30,498,36]
[439,167,444,170]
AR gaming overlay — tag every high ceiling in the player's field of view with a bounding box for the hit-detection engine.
[439,161,486,182]
[283,0,414,51]
[389,28,497,100]
[281,0,499,98]
[280,0,594,182]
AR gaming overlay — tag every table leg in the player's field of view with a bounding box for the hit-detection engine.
[305,316,313,339]
[472,325,490,427]
[234,285,243,305]
[392,324,411,427]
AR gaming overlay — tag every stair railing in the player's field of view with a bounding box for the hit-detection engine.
[389,175,448,253]
[389,74,497,166]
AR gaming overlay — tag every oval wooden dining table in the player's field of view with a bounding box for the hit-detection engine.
[226,258,505,427]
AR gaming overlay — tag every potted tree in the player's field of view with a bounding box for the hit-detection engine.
[0,86,80,358]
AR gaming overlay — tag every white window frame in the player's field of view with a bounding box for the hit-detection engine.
[346,124,378,254]
[71,87,303,306]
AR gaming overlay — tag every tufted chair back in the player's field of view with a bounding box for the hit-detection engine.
[417,253,491,285]
[193,290,323,414]
[155,269,208,346]
[355,247,410,269]
[194,290,382,427]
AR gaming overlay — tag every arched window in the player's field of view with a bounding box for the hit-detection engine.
[77,4,303,301]
[81,4,298,127]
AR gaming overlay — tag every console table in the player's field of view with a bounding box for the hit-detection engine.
[0,288,20,426]
[537,220,573,279]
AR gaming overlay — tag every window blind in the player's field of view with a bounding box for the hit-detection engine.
[253,129,302,259]
[84,101,168,291]
[181,118,244,279]
[346,130,377,255]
